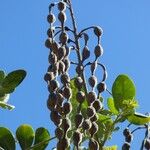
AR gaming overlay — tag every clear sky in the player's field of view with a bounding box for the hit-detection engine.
[0,0,150,149]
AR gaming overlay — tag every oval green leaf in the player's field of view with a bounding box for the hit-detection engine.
[127,112,150,125]
[1,70,26,94]
[0,127,16,150]
[107,97,119,115]
[33,127,50,150]
[112,74,136,109]
[16,124,35,150]
[0,70,5,84]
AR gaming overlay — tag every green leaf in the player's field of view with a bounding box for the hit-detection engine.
[0,127,16,150]
[33,127,50,150]
[0,94,10,102]
[112,74,136,109]
[0,101,15,110]
[1,70,26,94]
[0,70,5,84]
[127,112,150,125]
[103,145,117,150]
[16,124,35,150]
[107,97,119,115]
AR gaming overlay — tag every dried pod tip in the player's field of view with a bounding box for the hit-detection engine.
[94,44,103,58]
[88,75,97,88]
[59,32,68,45]
[82,46,90,61]
[93,26,103,37]
[47,13,56,24]
[58,11,67,23]
[76,91,85,104]
[97,82,107,93]
[58,1,66,11]
[73,131,82,146]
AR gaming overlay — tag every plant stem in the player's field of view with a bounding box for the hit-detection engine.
[68,0,88,95]
[25,136,56,150]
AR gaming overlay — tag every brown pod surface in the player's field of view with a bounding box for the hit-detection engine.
[74,77,83,89]
[75,113,83,128]
[61,118,71,133]
[44,72,54,82]
[90,61,97,75]
[73,131,82,146]
[63,102,72,115]
[88,75,97,88]
[57,46,66,60]
[97,82,107,93]
[63,57,70,71]
[76,91,85,104]
[59,32,68,45]
[55,127,64,140]
[57,137,69,150]
[94,44,103,58]
[58,1,66,11]
[89,122,99,136]
[87,106,96,118]
[63,86,72,99]
[48,53,57,64]
[47,28,55,38]
[47,13,56,24]
[58,11,66,24]
[89,138,99,150]
[45,38,52,48]
[76,65,84,75]
[87,91,97,104]
[58,61,65,74]
[48,80,59,92]
[90,114,98,122]
[82,119,91,130]
[82,46,90,61]
[60,73,70,85]
[92,100,103,111]
[93,26,103,37]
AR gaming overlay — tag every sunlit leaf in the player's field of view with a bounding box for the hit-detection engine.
[16,124,35,150]
[107,97,119,115]
[0,94,10,102]
[112,74,136,109]
[0,101,15,110]
[0,127,16,150]
[103,145,117,150]
[1,70,26,94]
[33,127,50,150]
[127,112,150,125]
[0,70,5,84]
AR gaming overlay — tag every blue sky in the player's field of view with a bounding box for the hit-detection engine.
[0,0,150,149]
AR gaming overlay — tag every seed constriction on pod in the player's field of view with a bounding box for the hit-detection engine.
[123,128,130,137]
[93,26,103,37]
[48,53,57,64]
[90,61,97,75]
[94,44,103,58]
[87,106,96,118]
[76,91,85,104]
[83,33,89,45]
[58,61,65,74]
[63,57,70,71]
[61,118,71,133]
[89,122,99,137]
[48,80,59,92]
[55,127,64,140]
[47,13,56,24]
[73,131,82,147]
[75,113,83,128]
[47,93,57,110]
[125,134,133,143]
[82,46,90,61]
[90,114,98,122]
[97,82,107,93]
[57,46,66,60]
[92,100,103,112]
[82,119,92,130]
[58,1,66,11]
[59,32,68,45]
[88,75,97,88]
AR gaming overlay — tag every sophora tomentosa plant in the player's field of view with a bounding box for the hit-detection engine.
[44,0,150,150]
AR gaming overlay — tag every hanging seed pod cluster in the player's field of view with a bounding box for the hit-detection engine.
[45,0,107,149]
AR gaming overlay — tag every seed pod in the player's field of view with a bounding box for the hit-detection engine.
[47,28,55,38]
[60,73,70,85]
[144,139,150,150]
[63,57,70,71]
[50,111,62,126]
[45,38,52,48]
[94,44,103,58]
[76,65,84,75]
[82,46,90,61]
[58,61,65,74]
[97,82,107,93]
[73,131,82,147]
[63,86,72,99]
[59,32,68,45]
[90,114,98,122]
[61,118,71,133]
[82,119,91,130]
[76,91,85,103]
[87,106,96,118]
[89,138,99,150]
[57,46,66,60]
[92,100,103,111]
[87,91,97,104]
[56,93,64,105]
[75,113,83,128]
[56,105,63,115]
[90,61,97,75]
[47,93,57,110]
[48,80,59,92]
[63,102,72,115]
[50,41,60,54]
[58,11,66,24]
[89,122,99,137]
[122,142,130,150]
[44,72,54,82]
[57,137,69,150]
[125,134,133,143]
[93,26,103,37]
[123,128,130,137]
[55,127,63,140]
[88,75,97,88]
[65,45,70,56]
[74,77,83,89]
[47,13,56,24]
[58,1,66,11]
[48,53,57,64]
